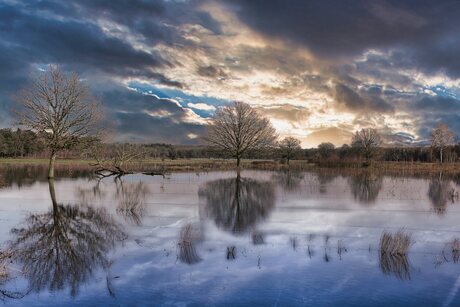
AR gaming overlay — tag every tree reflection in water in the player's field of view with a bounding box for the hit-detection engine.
[428,174,454,215]
[0,174,5,189]
[272,170,304,192]
[199,173,275,235]
[115,181,149,225]
[0,253,27,301]
[6,179,126,297]
[348,172,383,205]
[316,172,338,194]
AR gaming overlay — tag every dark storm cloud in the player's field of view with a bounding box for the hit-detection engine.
[399,94,460,140]
[66,0,221,43]
[116,112,205,144]
[417,113,460,142]
[334,83,394,113]
[97,84,206,144]
[0,0,216,141]
[0,2,167,74]
[412,95,460,112]
[224,0,460,75]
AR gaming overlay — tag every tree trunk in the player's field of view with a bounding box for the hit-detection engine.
[48,151,56,179]
[236,156,241,167]
[440,147,443,164]
[48,178,58,210]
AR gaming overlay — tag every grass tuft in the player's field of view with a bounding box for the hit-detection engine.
[379,230,412,256]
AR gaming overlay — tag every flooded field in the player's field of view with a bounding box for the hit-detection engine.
[0,165,460,306]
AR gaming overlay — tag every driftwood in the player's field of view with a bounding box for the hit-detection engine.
[142,171,166,178]
[89,144,166,179]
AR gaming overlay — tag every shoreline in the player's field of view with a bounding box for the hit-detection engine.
[0,158,460,176]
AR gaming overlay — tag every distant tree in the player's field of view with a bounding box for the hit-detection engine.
[338,144,352,159]
[0,133,5,157]
[351,128,382,163]
[205,101,277,167]
[167,146,177,160]
[15,66,103,178]
[318,142,335,159]
[431,123,455,164]
[278,136,301,165]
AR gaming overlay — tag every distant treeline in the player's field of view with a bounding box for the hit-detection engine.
[1,128,459,163]
[305,144,459,163]
[0,128,46,157]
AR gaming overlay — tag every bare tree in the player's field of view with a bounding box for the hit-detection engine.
[351,128,381,163]
[431,123,455,164]
[15,66,102,178]
[206,101,277,167]
[318,142,335,159]
[278,136,301,165]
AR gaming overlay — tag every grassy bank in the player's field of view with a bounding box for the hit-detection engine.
[0,157,460,175]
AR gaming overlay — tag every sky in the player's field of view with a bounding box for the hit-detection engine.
[1,0,460,147]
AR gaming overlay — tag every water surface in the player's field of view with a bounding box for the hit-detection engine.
[0,166,460,306]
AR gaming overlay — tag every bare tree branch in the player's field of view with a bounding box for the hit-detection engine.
[205,101,277,166]
[14,65,103,178]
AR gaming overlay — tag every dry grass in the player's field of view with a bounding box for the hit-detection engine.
[0,250,11,281]
[4,157,460,176]
[380,230,412,256]
[379,231,412,280]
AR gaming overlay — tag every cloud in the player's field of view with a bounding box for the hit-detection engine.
[257,104,310,123]
[187,103,217,111]
[2,0,460,145]
[302,127,354,148]
[334,83,394,113]
[91,83,208,144]
[197,65,228,79]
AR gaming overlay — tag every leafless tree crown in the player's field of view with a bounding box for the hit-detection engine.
[351,128,381,161]
[14,65,102,151]
[205,101,277,164]
[431,123,454,149]
[279,136,301,163]
[431,123,455,163]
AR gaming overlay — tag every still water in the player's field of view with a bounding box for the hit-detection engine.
[0,165,460,306]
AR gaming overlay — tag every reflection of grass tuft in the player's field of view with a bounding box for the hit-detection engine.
[380,230,412,256]
[177,224,202,265]
[452,238,460,263]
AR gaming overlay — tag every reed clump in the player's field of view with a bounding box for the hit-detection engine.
[379,230,412,256]
[0,250,11,281]
[379,231,412,280]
